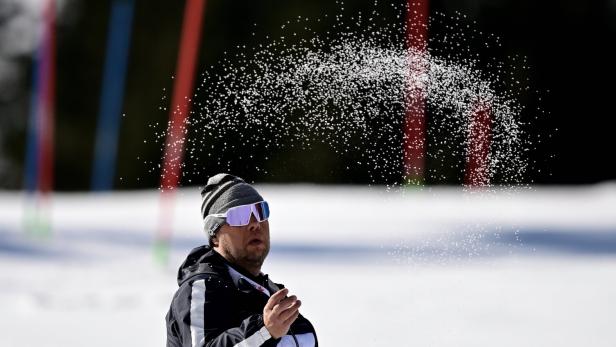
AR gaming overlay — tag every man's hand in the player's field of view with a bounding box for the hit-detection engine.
[263,288,302,339]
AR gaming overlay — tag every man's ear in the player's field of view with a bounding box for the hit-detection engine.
[211,234,219,248]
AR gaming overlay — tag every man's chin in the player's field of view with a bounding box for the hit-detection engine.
[245,247,269,264]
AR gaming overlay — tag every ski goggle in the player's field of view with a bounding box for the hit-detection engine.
[206,201,270,227]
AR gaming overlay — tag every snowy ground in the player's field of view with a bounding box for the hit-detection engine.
[1,184,615,346]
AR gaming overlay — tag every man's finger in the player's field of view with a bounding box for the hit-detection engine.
[282,308,301,326]
[265,288,288,311]
[272,296,297,314]
[278,299,301,322]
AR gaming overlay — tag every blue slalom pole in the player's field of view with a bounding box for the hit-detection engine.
[91,0,135,191]
[24,42,43,193]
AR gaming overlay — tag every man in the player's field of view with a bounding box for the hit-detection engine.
[166,173,318,347]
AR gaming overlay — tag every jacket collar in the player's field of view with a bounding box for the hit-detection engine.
[177,245,279,296]
[227,264,271,296]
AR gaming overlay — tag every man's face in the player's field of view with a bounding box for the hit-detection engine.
[213,214,270,272]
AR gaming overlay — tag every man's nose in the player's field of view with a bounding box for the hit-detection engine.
[247,214,261,232]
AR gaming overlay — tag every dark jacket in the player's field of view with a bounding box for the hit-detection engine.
[166,246,318,347]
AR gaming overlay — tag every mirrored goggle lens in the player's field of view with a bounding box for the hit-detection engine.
[225,201,270,226]
[225,205,252,226]
[253,201,270,221]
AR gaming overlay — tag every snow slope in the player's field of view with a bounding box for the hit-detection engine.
[1,184,615,346]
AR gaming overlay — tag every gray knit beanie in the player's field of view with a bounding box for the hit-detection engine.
[200,173,264,243]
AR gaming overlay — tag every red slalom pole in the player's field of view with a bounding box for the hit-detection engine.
[39,0,56,196]
[403,0,429,185]
[155,0,207,264]
[464,101,492,187]
[25,0,56,237]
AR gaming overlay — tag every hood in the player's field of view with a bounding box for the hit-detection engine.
[176,245,228,286]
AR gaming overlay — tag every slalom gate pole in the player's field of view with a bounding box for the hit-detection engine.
[91,0,136,191]
[23,34,42,236]
[464,101,492,187]
[403,0,429,186]
[154,0,207,265]
[24,0,56,238]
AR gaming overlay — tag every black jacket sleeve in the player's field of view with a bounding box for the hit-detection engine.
[166,276,277,347]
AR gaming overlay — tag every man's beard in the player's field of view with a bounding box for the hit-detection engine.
[223,242,269,270]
